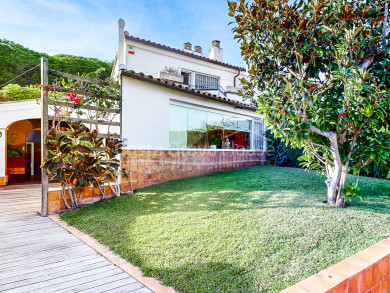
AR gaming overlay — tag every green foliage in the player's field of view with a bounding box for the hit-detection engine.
[0,84,40,100]
[266,130,302,167]
[229,0,390,204]
[0,91,10,102]
[209,135,220,146]
[7,149,23,157]
[41,122,124,208]
[0,39,113,88]
[342,182,362,202]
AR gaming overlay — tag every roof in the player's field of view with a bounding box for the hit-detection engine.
[121,70,256,111]
[125,35,246,72]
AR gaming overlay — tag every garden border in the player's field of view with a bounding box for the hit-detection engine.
[282,237,390,292]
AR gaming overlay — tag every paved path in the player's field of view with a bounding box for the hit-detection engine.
[0,185,152,293]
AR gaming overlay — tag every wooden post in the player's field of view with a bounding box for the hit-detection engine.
[41,57,49,217]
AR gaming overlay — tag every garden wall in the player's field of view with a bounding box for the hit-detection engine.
[46,149,265,214]
[120,150,265,191]
[282,237,390,293]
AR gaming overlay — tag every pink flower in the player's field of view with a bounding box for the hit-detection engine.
[50,87,54,91]
[42,90,47,95]
[45,85,49,88]
[39,84,43,87]
[66,93,82,104]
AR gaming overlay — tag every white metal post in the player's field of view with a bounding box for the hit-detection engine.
[41,57,49,216]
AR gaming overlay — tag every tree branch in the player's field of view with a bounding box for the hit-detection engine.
[382,1,389,51]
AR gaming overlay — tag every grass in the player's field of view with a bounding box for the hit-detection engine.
[61,166,390,292]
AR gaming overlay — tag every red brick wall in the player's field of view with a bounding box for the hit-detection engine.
[282,238,390,293]
[121,149,265,191]
[47,149,265,214]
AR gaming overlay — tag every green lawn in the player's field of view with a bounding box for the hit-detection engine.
[61,166,390,292]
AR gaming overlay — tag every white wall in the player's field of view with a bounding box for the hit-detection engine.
[121,76,261,150]
[0,100,41,177]
[115,39,248,102]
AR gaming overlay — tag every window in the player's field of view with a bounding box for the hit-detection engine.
[195,73,219,90]
[169,104,252,150]
[253,118,264,151]
[181,71,190,86]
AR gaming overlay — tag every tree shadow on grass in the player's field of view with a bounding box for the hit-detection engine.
[142,260,256,293]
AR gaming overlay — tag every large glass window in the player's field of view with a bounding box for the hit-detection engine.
[253,118,264,151]
[169,104,255,150]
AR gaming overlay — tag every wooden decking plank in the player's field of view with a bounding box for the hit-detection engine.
[0,236,80,254]
[127,288,154,293]
[0,242,86,262]
[0,252,100,274]
[78,275,140,293]
[0,255,100,281]
[0,244,93,267]
[0,259,109,290]
[9,265,123,293]
[0,257,106,287]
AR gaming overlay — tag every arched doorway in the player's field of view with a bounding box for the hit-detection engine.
[6,119,41,185]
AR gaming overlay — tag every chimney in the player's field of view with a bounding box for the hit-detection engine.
[194,46,202,54]
[117,18,126,71]
[209,40,223,62]
[183,42,192,51]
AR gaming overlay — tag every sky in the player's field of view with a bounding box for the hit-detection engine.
[0,0,245,67]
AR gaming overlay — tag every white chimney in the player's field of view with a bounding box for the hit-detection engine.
[117,18,126,71]
[209,40,223,62]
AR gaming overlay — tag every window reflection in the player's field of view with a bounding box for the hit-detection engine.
[169,104,253,150]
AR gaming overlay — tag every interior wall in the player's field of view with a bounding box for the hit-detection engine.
[6,119,41,176]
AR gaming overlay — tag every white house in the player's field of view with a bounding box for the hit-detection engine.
[0,19,266,192]
[114,19,266,191]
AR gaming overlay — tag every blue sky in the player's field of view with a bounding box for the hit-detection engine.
[0,0,245,67]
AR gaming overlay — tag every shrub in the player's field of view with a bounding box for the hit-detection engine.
[266,130,302,167]
[0,91,10,102]
[0,83,40,100]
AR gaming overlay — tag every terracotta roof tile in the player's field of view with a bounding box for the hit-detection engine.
[125,35,246,72]
[121,70,256,111]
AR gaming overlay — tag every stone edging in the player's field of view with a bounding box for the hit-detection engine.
[49,215,176,293]
[281,237,390,292]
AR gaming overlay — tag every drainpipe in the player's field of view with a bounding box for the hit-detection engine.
[234,69,240,88]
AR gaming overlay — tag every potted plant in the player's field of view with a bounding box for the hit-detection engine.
[158,66,184,83]
[209,135,220,149]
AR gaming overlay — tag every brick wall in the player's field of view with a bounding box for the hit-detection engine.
[47,149,265,214]
[282,238,390,293]
[120,149,265,191]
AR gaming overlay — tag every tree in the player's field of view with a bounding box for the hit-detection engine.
[0,39,113,88]
[228,0,390,207]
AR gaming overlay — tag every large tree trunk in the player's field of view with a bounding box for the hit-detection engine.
[325,166,347,207]
[325,134,347,207]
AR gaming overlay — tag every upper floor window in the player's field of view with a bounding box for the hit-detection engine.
[181,71,191,86]
[195,73,219,90]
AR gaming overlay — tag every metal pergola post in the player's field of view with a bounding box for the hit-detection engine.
[41,57,49,217]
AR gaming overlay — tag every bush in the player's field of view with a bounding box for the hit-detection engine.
[0,83,40,100]
[0,91,10,102]
[266,130,302,167]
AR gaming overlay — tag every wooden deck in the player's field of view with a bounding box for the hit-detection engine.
[0,185,152,293]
